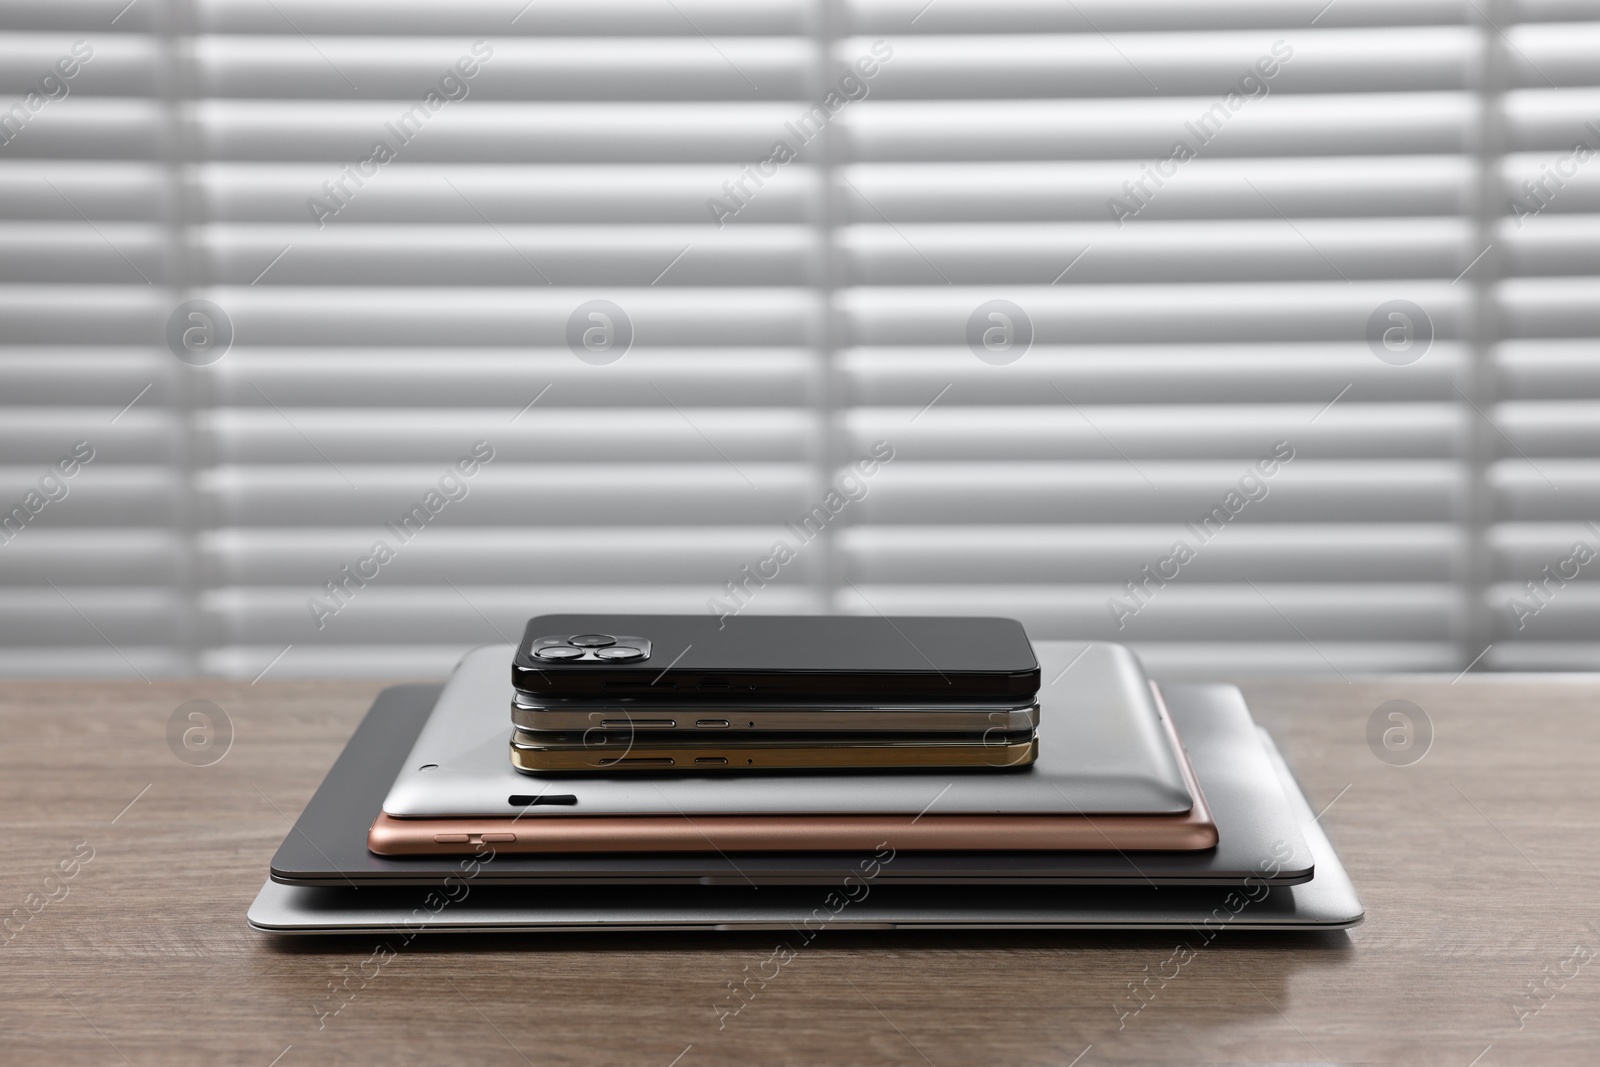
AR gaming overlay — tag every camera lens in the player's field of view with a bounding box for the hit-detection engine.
[568,634,616,648]
[594,646,644,660]
[534,645,585,661]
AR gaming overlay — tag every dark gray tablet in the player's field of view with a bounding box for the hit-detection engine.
[267,678,1312,887]
[248,730,1359,933]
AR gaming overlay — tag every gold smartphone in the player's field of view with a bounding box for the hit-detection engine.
[508,730,1039,773]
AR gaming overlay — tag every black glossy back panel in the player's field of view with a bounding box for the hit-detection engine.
[513,614,1040,701]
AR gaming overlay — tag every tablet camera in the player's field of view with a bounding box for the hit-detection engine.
[594,646,644,660]
[534,645,586,661]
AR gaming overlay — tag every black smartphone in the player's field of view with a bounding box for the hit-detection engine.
[512,614,1040,703]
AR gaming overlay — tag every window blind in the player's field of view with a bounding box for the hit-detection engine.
[2,0,1596,679]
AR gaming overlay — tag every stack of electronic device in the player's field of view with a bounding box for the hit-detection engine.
[250,615,1363,934]
[505,617,1043,776]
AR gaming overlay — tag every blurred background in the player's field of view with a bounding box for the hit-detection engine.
[2,0,1598,679]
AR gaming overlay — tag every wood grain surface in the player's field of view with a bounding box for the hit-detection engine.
[2,675,1598,1066]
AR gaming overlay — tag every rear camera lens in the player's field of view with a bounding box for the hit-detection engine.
[535,646,585,660]
[594,646,644,660]
[568,634,616,648]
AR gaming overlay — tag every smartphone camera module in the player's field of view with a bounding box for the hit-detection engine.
[529,634,652,663]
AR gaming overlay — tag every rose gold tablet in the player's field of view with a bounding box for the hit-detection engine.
[369,685,1215,855]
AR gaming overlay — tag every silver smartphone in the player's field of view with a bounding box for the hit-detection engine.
[510,695,1040,734]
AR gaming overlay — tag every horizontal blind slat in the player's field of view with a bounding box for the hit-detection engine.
[5,2,1598,676]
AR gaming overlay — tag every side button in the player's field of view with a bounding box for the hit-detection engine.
[433,833,470,844]
[481,833,516,843]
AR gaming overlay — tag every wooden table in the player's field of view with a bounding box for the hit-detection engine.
[3,676,1598,1066]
